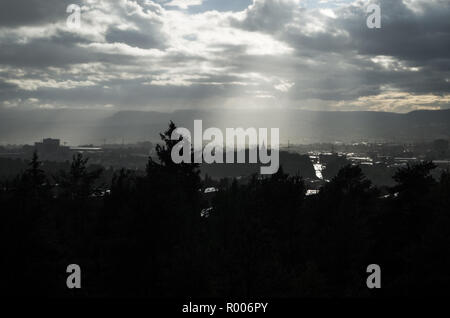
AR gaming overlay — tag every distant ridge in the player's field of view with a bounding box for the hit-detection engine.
[1,108,449,145]
[99,108,450,144]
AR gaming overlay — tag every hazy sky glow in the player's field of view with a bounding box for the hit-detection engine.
[0,0,449,112]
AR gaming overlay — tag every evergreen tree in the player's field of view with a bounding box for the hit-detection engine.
[58,153,103,199]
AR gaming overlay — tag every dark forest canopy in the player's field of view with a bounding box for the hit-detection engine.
[1,122,450,298]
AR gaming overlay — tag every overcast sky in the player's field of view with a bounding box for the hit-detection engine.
[0,0,449,113]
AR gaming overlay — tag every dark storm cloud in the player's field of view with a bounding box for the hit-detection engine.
[14,78,245,110]
[0,79,16,92]
[0,36,141,68]
[186,0,253,13]
[105,27,164,49]
[0,0,448,112]
[0,37,93,67]
[0,0,73,27]
[334,0,450,62]
[233,0,450,100]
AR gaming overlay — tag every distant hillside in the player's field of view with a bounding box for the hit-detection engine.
[94,108,450,144]
[1,108,449,145]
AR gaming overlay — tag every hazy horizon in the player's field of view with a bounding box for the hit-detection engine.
[1,107,449,145]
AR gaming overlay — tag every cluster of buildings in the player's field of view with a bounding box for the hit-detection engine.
[22,138,103,161]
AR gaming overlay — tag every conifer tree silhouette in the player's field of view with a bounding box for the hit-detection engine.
[58,153,102,199]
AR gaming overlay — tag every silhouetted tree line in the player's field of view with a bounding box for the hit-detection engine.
[1,122,450,298]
